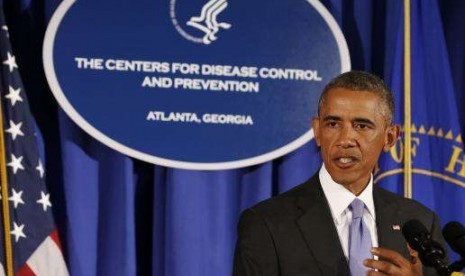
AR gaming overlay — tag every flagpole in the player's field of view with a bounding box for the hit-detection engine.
[0,99,14,275]
[404,0,413,199]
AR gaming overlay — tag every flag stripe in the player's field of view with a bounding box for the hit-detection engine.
[24,235,68,276]
[49,229,62,251]
[17,264,35,276]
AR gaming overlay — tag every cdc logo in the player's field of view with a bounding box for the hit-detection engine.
[170,0,231,45]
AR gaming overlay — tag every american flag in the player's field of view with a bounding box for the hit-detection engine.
[0,7,68,276]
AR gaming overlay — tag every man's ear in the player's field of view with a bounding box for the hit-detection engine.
[383,124,400,151]
[312,117,321,147]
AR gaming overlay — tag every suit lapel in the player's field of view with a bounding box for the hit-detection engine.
[374,187,409,258]
[295,176,349,276]
[294,177,411,274]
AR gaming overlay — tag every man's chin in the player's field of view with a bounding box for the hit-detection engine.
[326,165,357,182]
[326,168,363,187]
[331,177,353,188]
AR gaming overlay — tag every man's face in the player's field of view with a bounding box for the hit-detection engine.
[312,88,399,194]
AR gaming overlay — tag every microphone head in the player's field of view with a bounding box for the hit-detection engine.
[402,219,430,251]
[443,221,465,258]
[402,219,446,267]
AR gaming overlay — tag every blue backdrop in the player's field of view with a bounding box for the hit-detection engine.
[2,0,465,275]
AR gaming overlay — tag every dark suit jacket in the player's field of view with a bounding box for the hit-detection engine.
[233,173,446,276]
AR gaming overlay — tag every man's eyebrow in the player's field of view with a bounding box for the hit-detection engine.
[353,117,375,126]
[322,115,341,121]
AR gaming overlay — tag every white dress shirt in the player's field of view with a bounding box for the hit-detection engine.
[319,164,378,260]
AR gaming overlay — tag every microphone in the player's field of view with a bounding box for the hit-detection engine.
[443,222,465,258]
[402,219,452,276]
[443,221,465,272]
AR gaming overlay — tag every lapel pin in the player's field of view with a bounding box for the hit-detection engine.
[392,225,401,231]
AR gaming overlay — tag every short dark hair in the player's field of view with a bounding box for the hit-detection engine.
[318,71,395,124]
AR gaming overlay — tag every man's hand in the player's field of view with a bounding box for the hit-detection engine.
[363,246,422,276]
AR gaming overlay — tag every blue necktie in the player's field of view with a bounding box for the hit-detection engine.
[348,198,373,276]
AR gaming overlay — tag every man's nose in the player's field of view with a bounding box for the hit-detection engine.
[336,126,357,147]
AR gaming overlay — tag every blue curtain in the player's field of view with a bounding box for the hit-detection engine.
[3,0,465,275]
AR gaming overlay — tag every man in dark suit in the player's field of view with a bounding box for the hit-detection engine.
[233,71,446,276]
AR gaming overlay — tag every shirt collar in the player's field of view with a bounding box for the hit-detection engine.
[319,164,375,221]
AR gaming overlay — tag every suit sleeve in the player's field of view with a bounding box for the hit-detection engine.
[233,208,280,276]
[430,212,449,261]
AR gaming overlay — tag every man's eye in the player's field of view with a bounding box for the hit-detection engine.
[327,121,338,127]
[355,123,369,130]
